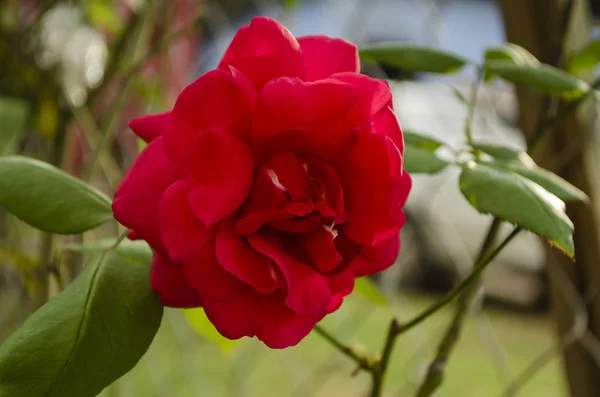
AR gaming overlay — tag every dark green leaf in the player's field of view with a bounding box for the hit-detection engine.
[354,277,387,305]
[359,44,467,74]
[484,61,588,98]
[0,252,163,397]
[183,308,237,354]
[0,156,112,234]
[459,161,574,257]
[568,39,600,74]
[66,239,153,265]
[0,98,29,155]
[403,130,444,151]
[404,144,449,174]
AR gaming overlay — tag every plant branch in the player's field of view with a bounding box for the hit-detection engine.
[413,222,520,397]
[312,325,376,372]
[365,223,521,397]
[464,66,484,146]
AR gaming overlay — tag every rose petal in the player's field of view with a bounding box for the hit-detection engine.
[340,134,408,247]
[203,288,256,340]
[186,128,255,227]
[253,292,324,348]
[244,166,289,213]
[249,233,331,314]
[165,68,256,163]
[150,252,203,308]
[369,106,405,158]
[236,200,314,235]
[203,288,323,348]
[298,225,343,272]
[251,78,360,156]
[351,234,400,277]
[303,155,344,216]
[216,217,280,293]
[113,137,183,252]
[298,35,359,81]
[331,72,393,129]
[182,239,245,301]
[268,215,322,233]
[218,16,305,90]
[266,151,312,201]
[159,180,214,263]
[129,111,170,143]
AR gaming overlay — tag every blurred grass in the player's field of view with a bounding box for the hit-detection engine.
[99,292,566,397]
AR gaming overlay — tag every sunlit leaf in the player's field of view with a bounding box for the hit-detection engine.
[0,252,163,397]
[359,44,468,74]
[568,39,600,74]
[459,161,574,257]
[0,156,112,234]
[183,308,237,355]
[484,61,588,98]
[354,277,387,305]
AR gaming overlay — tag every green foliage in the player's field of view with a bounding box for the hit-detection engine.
[0,97,29,155]
[0,252,163,397]
[459,161,574,257]
[472,143,588,202]
[354,277,388,305]
[484,44,539,66]
[183,308,237,354]
[404,146,449,174]
[0,156,112,234]
[484,60,588,98]
[568,39,600,74]
[403,130,444,151]
[66,238,153,265]
[359,44,467,74]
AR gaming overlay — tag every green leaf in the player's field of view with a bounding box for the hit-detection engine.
[359,44,468,74]
[470,142,522,161]
[404,144,449,174]
[403,130,444,151]
[568,39,600,74]
[0,97,29,155]
[66,238,153,265]
[354,277,387,305]
[491,159,588,202]
[0,252,163,397]
[484,43,539,66]
[459,161,574,257]
[183,308,237,354]
[471,143,588,202]
[484,61,588,98]
[0,156,112,234]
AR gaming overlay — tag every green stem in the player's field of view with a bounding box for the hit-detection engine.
[367,224,521,397]
[312,325,375,371]
[370,319,400,397]
[464,66,484,146]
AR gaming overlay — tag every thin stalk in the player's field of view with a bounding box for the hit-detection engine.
[313,325,375,371]
[367,225,521,397]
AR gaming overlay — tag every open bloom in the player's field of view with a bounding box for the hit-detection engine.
[113,16,411,348]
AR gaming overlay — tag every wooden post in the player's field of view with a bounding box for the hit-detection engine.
[500,0,600,396]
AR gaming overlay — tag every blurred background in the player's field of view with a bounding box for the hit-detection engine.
[1,0,600,396]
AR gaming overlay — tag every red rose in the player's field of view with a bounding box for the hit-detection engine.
[113,17,411,348]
